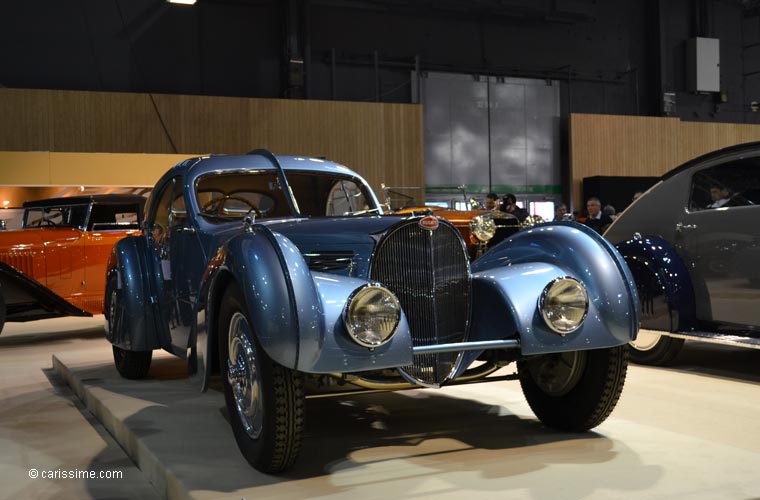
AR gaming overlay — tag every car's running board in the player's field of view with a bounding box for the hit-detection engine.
[667,331,760,350]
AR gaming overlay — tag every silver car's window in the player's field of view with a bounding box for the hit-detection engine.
[689,157,760,211]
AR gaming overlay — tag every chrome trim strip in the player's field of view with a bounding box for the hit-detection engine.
[665,331,760,350]
[412,339,520,354]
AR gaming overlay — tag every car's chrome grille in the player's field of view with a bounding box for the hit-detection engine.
[0,252,35,277]
[370,218,470,386]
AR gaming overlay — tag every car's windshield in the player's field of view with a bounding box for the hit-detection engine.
[195,170,377,222]
[23,204,90,229]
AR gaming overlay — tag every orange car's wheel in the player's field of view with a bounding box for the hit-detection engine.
[0,290,6,335]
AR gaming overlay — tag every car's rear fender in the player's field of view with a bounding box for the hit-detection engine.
[106,235,170,351]
[205,225,413,374]
[467,222,639,358]
[615,235,696,331]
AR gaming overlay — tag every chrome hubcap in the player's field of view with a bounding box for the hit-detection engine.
[630,329,661,351]
[528,350,587,397]
[107,285,117,335]
[227,312,262,439]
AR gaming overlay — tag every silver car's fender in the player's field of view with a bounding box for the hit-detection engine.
[196,224,413,389]
[469,221,640,355]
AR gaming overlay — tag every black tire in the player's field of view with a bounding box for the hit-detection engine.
[518,346,628,431]
[218,283,305,473]
[112,345,152,380]
[106,273,152,379]
[629,332,684,366]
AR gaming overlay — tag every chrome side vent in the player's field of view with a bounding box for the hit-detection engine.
[304,251,355,273]
[0,252,36,278]
[370,217,470,386]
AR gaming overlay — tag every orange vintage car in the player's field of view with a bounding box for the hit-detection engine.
[0,195,145,333]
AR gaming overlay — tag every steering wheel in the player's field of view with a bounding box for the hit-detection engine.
[201,195,261,217]
[42,217,58,227]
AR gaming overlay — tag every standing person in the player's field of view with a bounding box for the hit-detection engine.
[485,193,500,211]
[583,197,613,234]
[501,194,528,222]
[553,202,568,221]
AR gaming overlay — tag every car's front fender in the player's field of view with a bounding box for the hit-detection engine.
[469,222,640,356]
[106,236,168,351]
[208,225,413,374]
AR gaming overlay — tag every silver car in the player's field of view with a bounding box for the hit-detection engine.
[605,141,760,365]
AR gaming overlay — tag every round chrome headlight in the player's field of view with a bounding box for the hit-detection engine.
[344,284,401,348]
[539,277,589,335]
[470,215,496,242]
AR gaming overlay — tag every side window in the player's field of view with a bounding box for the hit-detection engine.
[690,158,760,211]
[168,189,187,230]
[150,179,177,242]
[326,180,370,216]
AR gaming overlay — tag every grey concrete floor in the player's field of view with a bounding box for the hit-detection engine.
[0,316,160,500]
[1,317,760,500]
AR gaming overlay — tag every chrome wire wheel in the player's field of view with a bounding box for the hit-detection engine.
[107,284,118,336]
[526,350,587,397]
[227,312,262,439]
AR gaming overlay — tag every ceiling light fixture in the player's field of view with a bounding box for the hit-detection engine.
[167,0,196,5]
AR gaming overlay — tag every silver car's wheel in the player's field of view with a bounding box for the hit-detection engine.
[227,312,263,439]
[518,346,628,431]
[630,329,661,351]
[628,330,684,366]
[219,283,305,473]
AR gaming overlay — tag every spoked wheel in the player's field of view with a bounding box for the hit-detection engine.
[518,346,628,431]
[218,283,304,473]
[629,330,684,366]
[106,273,152,379]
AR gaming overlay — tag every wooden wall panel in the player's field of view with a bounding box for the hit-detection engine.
[570,113,760,210]
[0,152,195,188]
[0,88,423,197]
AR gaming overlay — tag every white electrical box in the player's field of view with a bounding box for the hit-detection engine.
[686,37,720,93]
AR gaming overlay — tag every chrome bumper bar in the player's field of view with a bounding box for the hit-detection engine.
[412,339,520,355]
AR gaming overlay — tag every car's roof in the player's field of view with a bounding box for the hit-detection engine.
[23,195,147,208]
[175,153,364,180]
[662,141,760,182]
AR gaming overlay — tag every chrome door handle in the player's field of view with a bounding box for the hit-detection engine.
[179,226,196,234]
[676,222,697,231]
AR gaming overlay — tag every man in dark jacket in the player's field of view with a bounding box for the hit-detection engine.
[501,193,528,222]
[583,197,613,234]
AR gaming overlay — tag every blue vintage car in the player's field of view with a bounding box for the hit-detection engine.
[105,150,639,473]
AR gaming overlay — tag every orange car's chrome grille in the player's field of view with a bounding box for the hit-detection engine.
[0,252,35,277]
